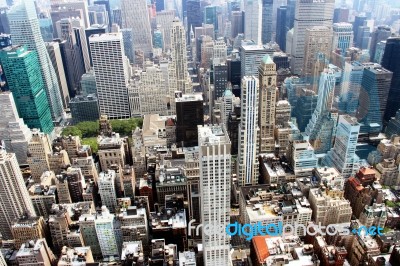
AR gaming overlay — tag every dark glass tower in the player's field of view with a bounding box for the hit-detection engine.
[382,37,400,123]
[261,0,273,44]
[175,93,204,147]
[276,6,287,51]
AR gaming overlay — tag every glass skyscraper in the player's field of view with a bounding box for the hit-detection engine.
[0,45,54,134]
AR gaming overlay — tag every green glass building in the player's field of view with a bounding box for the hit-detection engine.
[0,45,54,134]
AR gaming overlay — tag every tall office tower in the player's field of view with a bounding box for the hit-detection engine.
[213,38,227,61]
[374,41,386,64]
[0,148,36,240]
[198,124,231,265]
[187,0,202,41]
[286,0,295,30]
[204,5,217,33]
[0,92,32,165]
[290,0,334,75]
[237,76,260,186]
[94,0,112,28]
[213,61,228,100]
[340,61,365,116]
[50,0,90,28]
[121,0,153,58]
[0,7,9,34]
[382,37,400,123]
[55,18,89,98]
[85,24,107,65]
[170,18,191,94]
[324,115,360,178]
[276,6,287,51]
[240,43,275,77]
[358,64,392,133]
[0,46,54,134]
[333,7,349,23]
[261,0,273,44]
[156,10,175,51]
[45,42,70,108]
[353,15,367,43]
[304,70,336,154]
[80,70,97,95]
[8,0,64,124]
[370,26,391,63]
[95,206,120,259]
[244,0,262,45]
[176,93,204,147]
[89,33,130,119]
[258,55,277,154]
[121,28,134,63]
[89,4,108,25]
[79,214,102,258]
[39,16,54,42]
[231,10,244,39]
[137,62,170,115]
[386,110,400,138]
[303,26,333,80]
[27,129,52,182]
[112,8,122,27]
[332,23,353,54]
[98,170,117,213]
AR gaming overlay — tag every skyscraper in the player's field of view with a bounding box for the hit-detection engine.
[231,10,244,39]
[258,55,277,154]
[198,124,231,265]
[276,6,287,51]
[0,147,36,240]
[0,92,32,165]
[332,23,354,54]
[261,0,273,44]
[156,10,175,51]
[8,0,64,123]
[353,14,367,45]
[45,42,70,109]
[370,26,392,64]
[324,115,360,178]
[304,69,336,154]
[333,7,349,23]
[0,45,54,134]
[382,37,400,123]
[358,64,392,133]
[290,0,334,74]
[121,28,134,63]
[89,33,130,119]
[187,0,202,41]
[303,26,333,79]
[170,18,191,96]
[27,129,52,183]
[238,76,260,186]
[121,0,153,58]
[176,93,204,147]
[244,0,262,45]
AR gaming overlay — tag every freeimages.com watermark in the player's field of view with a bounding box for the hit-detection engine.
[188,220,384,241]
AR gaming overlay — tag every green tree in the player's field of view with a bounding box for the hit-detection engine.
[61,126,82,139]
[82,137,99,153]
[76,121,99,138]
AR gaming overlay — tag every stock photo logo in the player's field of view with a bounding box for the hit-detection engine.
[188,220,384,241]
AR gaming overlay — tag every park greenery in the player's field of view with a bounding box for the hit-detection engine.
[61,118,143,153]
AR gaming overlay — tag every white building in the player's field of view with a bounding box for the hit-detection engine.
[98,171,118,213]
[332,23,354,54]
[156,10,175,51]
[9,0,64,122]
[240,43,275,77]
[121,0,153,57]
[238,76,260,186]
[95,206,120,260]
[324,115,360,178]
[199,125,231,265]
[89,33,130,119]
[290,0,335,74]
[244,0,262,45]
[0,148,36,240]
[287,140,318,177]
[213,38,227,62]
[0,92,32,165]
